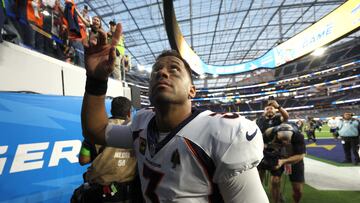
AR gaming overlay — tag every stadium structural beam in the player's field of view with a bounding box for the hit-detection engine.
[222,0,255,65]
[121,0,156,59]
[240,0,286,62]
[208,0,224,63]
[101,2,160,19]
[268,0,318,52]
[190,0,194,49]
[121,0,344,34]
[125,24,297,48]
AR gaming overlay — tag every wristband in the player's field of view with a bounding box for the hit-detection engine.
[85,76,108,95]
[80,147,91,156]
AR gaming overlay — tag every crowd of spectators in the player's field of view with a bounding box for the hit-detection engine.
[289,105,360,119]
[0,0,130,80]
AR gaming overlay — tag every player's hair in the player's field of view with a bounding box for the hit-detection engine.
[155,50,194,84]
[111,96,132,119]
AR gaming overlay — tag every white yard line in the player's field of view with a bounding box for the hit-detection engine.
[305,157,360,191]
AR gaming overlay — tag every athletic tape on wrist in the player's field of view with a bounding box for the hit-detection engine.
[85,76,108,95]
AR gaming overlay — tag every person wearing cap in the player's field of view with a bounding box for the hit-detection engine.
[107,20,125,80]
[81,5,92,25]
[263,123,306,203]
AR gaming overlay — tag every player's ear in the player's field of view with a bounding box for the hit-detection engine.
[188,84,196,99]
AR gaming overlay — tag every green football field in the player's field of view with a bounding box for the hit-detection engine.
[313,124,333,138]
[302,124,333,138]
[263,176,360,203]
[264,124,360,202]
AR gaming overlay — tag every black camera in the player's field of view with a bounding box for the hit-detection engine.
[258,147,281,170]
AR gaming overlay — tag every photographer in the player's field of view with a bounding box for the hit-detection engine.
[304,116,317,142]
[256,97,289,182]
[262,123,306,203]
[256,97,289,145]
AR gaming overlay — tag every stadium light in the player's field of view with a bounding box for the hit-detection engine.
[311,47,327,56]
[137,64,145,71]
[144,65,152,73]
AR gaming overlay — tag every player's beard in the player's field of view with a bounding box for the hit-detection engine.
[149,91,184,106]
[265,111,275,118]
[149,87,188,107]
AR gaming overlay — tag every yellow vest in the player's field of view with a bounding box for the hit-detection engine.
[116,35,125,56]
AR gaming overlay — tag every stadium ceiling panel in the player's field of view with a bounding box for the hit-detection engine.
[74,0,359,88]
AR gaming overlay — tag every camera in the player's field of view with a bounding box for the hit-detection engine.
[258,147,281,170]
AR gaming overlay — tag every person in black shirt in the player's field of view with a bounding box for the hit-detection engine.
[304,116,317,142]
[264,123,306,203]
[256,99,289,181]
[256,100,289,143]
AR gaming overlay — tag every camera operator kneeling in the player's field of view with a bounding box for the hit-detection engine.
[260,123,306,203]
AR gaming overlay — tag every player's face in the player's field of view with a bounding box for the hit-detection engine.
[264,106,275,117]
[149,56,195,105]
[343,113,352,120]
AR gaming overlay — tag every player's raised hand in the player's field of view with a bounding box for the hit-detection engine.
[268,100,280,109]
[84,23,123,81]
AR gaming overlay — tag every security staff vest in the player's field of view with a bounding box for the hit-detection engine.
[85,119,137,185]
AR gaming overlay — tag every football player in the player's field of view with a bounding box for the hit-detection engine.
[81,23,269,203]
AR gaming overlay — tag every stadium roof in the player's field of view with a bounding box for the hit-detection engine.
[74,0,359,87]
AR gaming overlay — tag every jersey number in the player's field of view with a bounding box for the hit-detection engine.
[143,164,164,203]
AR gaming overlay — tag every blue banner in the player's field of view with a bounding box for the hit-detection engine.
[0,92,111,203]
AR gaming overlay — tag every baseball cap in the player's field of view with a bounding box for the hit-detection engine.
[109,20,116,26]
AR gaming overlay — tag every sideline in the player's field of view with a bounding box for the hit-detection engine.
[305,157,360,191]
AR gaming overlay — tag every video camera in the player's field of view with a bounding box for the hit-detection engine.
[259,146,281,170]
[259,123,300,170]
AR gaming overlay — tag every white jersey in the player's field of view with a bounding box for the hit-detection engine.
[328,119,339,129]
[106,109,264,203]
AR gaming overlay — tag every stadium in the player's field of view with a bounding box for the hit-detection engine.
[1,0,360,202]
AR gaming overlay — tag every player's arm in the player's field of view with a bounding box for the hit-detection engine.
[213,117,268,202]
[278,106,289,122]
[218,168,269,203]
[276,153,305,169]
[277,132,306,168]
[81,94,108,145]
[81,24,123,145]
[267,100,289,122]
